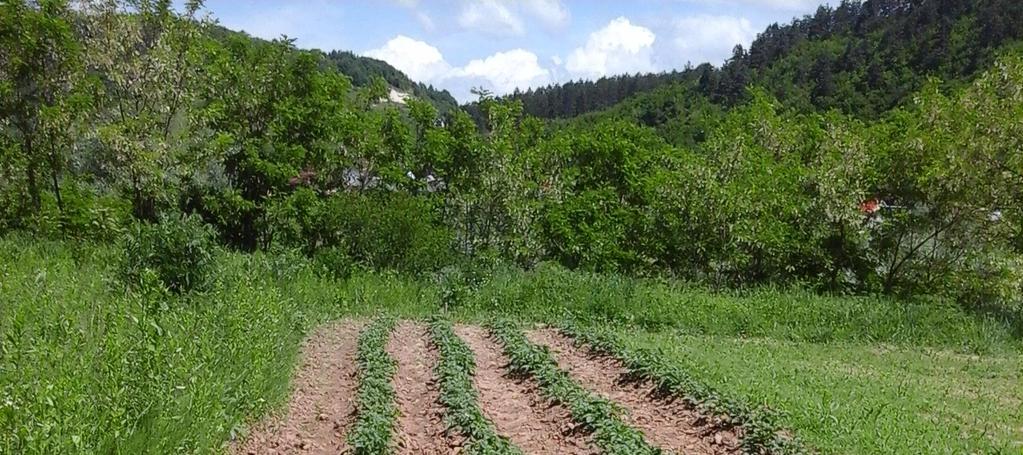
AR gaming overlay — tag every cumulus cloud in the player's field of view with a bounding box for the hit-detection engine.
[521,0,570,29]
[672,15,757,65]
[453,49,551,94]
[364,35,452,83]
[458,0,525,36]
[364,36,551,101]
[566,17,657,80]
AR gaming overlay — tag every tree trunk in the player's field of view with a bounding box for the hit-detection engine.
[25,135,41,211]
[50,169,63,213]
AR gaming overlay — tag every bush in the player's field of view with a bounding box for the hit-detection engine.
[268,190,455,275]
[121,213,218,294]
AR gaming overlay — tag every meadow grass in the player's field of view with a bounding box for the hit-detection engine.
[609,329,1023,454]
[0,238,344,453]
[461,263,1021,353]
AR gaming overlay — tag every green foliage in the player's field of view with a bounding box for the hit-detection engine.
[120,214,218,294]
[487,320,661,455]
[269,191,454,274]
[428,318,521,455]
[559,322,807,454]
[325,50,458,114]
[348,317,398,454]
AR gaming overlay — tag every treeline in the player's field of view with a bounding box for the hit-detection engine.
[490,0,1023,124]
[1,1,1022,314]
[466,72,691,120]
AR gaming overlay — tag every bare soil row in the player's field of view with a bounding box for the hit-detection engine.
[233,320,740,455]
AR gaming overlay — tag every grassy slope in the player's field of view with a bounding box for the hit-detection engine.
[615,331,1023,454]
[0,238,346,453]
[0,237,442,454]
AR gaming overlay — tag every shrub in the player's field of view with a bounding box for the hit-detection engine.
[121,213,218,294]
[268,190,455,275]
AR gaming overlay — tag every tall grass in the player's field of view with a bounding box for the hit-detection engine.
[460,263,1020,353]
[0,238,340,454]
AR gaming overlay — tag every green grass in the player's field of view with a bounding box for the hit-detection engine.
[348,317,399,454]
[0,238,341,454]
[462,264,1020,353]
[609,329,1023,454]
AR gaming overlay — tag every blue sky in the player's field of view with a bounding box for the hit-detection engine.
[199,0,830,102]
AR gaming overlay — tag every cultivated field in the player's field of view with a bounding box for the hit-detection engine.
[232,318,757,455]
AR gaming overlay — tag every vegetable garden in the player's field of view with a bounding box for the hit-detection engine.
[234,317,799,455]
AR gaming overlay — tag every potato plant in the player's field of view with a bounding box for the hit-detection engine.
[348,317,398,454]
[486,320,662,455]
[559,321,808,455]
[428,318,521,455]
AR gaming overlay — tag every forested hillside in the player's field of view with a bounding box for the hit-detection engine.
[326,50,458,114]
[209,25,459,113]
[490,0,1023,128]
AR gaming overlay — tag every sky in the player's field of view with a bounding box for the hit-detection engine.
[198,0,831,102]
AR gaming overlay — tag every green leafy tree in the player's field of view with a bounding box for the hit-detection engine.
[0,0,89,214]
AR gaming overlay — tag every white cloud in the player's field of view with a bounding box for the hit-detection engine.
[672,15,757,65]
[453,49,551,94]
[364,35,452,83]
[457,0,570,36]
[566,17,657,80]
[364,36,551,101]
[521,0,570,29]
[458,0,525,36]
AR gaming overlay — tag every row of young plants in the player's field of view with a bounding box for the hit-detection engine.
[558,321,809,455]
[428,318,522,455]
[486,320,663,455]
[348,317,399,454]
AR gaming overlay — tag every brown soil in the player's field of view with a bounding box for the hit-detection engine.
[387,321,463,454]
[233,320,363,455]
[454,325,597,455]
[526,328,742,455]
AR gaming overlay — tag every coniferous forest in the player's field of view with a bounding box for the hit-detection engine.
[1,1,1022,454]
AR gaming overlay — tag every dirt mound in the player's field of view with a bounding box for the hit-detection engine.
[455,325,597,454]
[233,320,363,455]
[527,328,741,455]
[387,321,463,454]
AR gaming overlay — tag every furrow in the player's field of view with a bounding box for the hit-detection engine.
[232,320,363,455]
[527,328,741,455]
[454,325,597,455]
[387,321,461,454]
